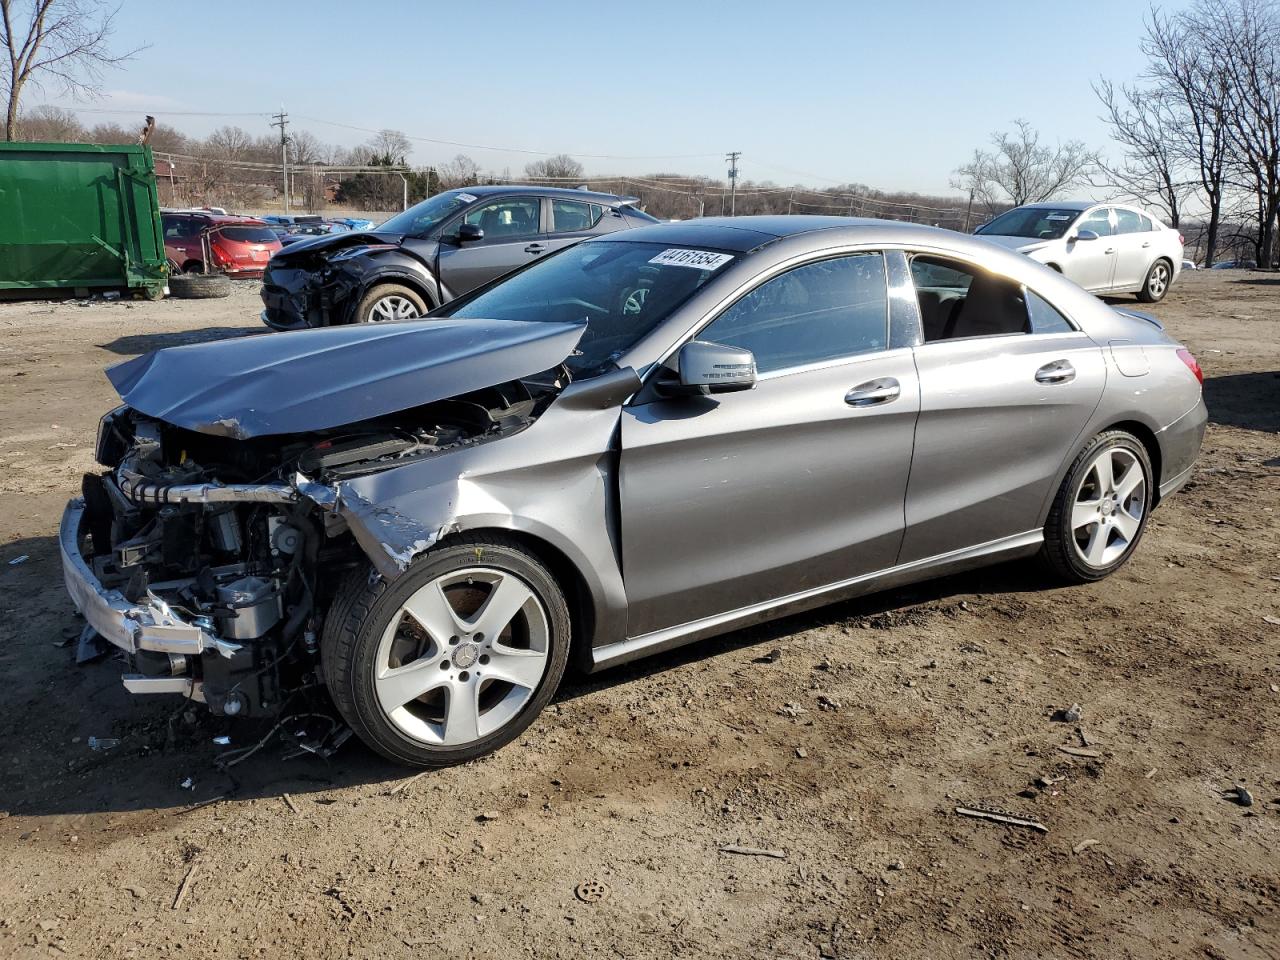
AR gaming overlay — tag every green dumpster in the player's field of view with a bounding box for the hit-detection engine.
[0,141,167,299]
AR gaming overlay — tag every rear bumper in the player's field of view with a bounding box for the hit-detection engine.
[59,497,240,661]
[1157,397,1207,501]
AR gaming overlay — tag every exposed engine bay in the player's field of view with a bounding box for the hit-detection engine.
[75,378,554,720]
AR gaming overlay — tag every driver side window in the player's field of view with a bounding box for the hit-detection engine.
[462,198,542,239]
[699,253,889,374]
[1077,208,1113,237]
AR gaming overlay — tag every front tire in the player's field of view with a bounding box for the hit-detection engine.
[1137,258,1172,303]
[321,535,571,767]
[1040,431,1153,583]
[355,283,428,324]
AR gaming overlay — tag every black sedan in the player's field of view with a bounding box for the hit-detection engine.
[260,186,659,330]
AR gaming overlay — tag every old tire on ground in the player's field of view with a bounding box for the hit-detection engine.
[167,272,232,299]
[1040,430,1153,584]
[354,283,428,323]
[1137,258,1172,303]
[321,534,572,767]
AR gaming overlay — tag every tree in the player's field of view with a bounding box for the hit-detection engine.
[15,101,80,139]
[437,153,480,188]
[1094,79,1193,226]
[1,0,139,140]
[524,153,583,182]
[951,119,1097,212]
[366,128,410,164]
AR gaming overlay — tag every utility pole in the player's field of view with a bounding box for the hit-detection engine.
[725,151,741,216]
[963,189,975,232]
[270,108,290,214]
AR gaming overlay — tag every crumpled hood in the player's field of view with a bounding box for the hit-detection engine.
[107,318,587,439]
[976,234,1053,255]
[273,230,403,257]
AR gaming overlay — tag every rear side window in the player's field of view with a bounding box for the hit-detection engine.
[1077,209,1113,237]
[911,256,1075,340]
[700,253,889,374]
[1138,213,1154,231]
[1114,209,1144,234]
[550,199,603,233]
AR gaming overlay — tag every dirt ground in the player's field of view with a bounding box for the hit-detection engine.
[0,271,1276,960]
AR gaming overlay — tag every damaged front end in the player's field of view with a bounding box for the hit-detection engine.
[60,317,586,720]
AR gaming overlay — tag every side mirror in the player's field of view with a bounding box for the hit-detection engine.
[456,223,484,243]
[660,340,757,397]
[1072,229,1099,242]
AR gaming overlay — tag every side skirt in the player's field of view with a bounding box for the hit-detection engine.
[589,530,1044,671]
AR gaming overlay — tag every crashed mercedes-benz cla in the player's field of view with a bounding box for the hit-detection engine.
[61,217,1206,768]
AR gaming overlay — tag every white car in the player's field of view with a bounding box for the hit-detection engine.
[975,201,1183,303]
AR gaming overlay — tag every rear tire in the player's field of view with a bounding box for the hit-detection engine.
[168,272,231,299]
[1137,258,1172,303]
[354,284,428,324]
[321,534,571,768]
[1040,430,1153,583]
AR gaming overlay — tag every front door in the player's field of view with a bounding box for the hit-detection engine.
[436,197,546,297]
[1062,207,1118,292]
[619,252,920,639]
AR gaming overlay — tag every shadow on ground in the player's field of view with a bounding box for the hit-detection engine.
[97,326,261,356]
[1202,370,1280,432]
[3,546,1051,818]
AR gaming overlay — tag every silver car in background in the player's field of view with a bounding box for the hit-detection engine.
[61,217,1207,768]
[976,201,1184,302]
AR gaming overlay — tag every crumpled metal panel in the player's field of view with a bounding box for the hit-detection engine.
[106,317,586,439]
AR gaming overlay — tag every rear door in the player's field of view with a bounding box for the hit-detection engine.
[1111,208,1154,290]
[436,196,546,296]
[900,255,1106,563]
[619,251,920,638]
[1062,207,1118,291]
[540,198,607,256]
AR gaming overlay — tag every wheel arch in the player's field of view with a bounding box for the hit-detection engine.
[1100,418,1163,503]
[342,265,441,323]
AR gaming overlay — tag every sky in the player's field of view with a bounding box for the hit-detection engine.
[32,0,1191,196]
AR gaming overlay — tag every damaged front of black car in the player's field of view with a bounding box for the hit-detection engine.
[59,318,593,726]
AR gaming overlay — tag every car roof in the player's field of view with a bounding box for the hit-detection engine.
[1017,201,1095,211]
[450,184,638,205]
[591,215,950,253]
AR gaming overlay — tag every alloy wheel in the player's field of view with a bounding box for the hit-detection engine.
[367,295,422,322]
[372,568,550,746]
[1147,262,1169,299]
[1070,446,1147,568]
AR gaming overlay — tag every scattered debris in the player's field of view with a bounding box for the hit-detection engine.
[1057,746,1101,759]
[1224,785,1254,807]
[7,554,28,565]
[754,648,782,664]
[179,777,194,790]
[281,793,301,815]
[76,625,111,664]
[888,859,905,871]
[718,844,788,859]
[173,795,226,817]
[388,770,432,796]
[1035,774,1065,789]
[123,885,147,900]
[1051,703,1083,723]
[816,695,841,712]
[1072,838,1100,855]
[954,806,1048,834]
[1017,788,1039,800]
[211,735,231,746]
[1145,768,1158,779]
[172,863,199,910]
[87,736,120,751]
[574,880,610,903]
[476,810,500,822]
[794,747,808,759]
[1264,615,1280,627]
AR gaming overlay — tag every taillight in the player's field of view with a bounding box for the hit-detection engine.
[1176,347,1203,385]
[1178,232,1185,246]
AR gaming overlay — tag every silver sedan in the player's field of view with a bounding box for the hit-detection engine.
[62,216,1207,767]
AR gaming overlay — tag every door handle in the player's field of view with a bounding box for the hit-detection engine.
[1035,360,1076,384]
[1141,241,1151,248]
[1104,247,1116,255]
[524,243,546,254]
[845,377,900,406]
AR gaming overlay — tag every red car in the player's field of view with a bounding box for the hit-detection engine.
[161,212,282,278]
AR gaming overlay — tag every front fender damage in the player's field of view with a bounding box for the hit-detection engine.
[294,471,456,580]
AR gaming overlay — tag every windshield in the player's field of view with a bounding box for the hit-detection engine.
[377,191,478,236]
[442,240,734,376]
[977,207,1082,240]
